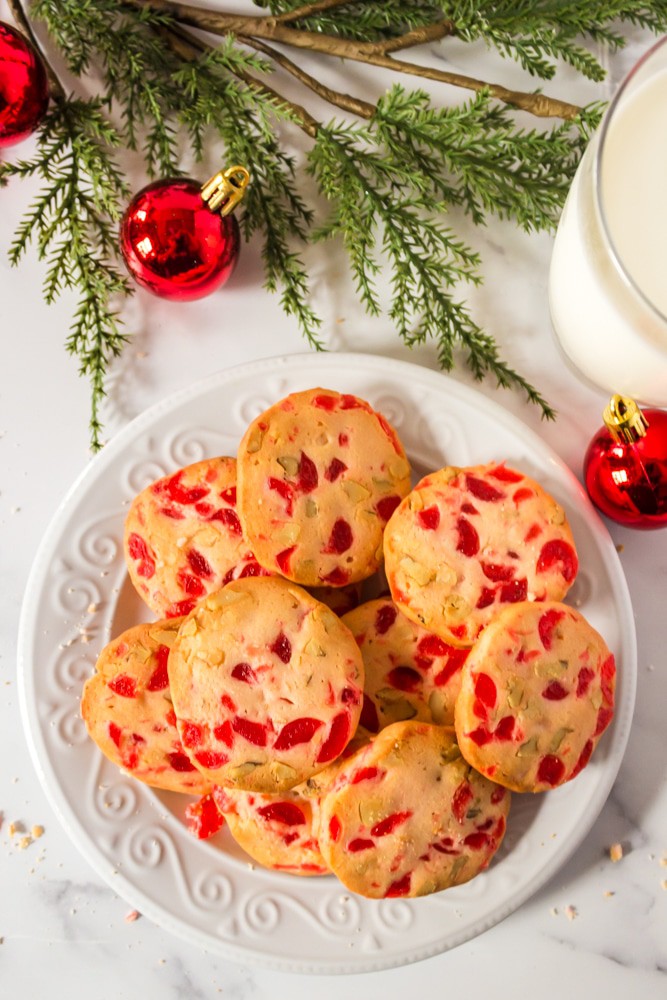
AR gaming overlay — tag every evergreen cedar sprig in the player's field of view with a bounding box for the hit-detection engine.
[2,2,666,447]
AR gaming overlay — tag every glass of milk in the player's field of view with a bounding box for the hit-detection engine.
[549,36,667,405]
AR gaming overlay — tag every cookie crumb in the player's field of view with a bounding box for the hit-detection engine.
[609,842,623,863]
[550,907,558,916]
[125,910,140,923]
[18,836,32,850]
[615,543,624,553]
[87,602,98,614]
[603,890,615,898]
[565,905,578,921]
[659,857,667,868]
[31,825,44,839]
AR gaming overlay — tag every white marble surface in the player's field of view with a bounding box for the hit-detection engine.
[1,7,666,997]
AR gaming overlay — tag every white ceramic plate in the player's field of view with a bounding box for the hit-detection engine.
[18,353,636,974]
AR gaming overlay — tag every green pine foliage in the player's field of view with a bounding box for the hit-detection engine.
[2,0,666,447]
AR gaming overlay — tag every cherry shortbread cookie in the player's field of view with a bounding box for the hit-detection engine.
[168,576,364,792]
[454,601,616,792]
[384,463,578,646]
[317,721,510,898]
[81,619,209,794]
[236,388,411,587]
[124,456,269,619]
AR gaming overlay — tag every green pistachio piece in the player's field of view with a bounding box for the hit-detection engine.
[550,727,574,752]
[277,456,299,476]
[342,480,371,503]
[305,498,318,518]
[516,736,539,758]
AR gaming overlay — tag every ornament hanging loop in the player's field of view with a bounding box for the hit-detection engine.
[602,394,649,445]
[201,165,250,216]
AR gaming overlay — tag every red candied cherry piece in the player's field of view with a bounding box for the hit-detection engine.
[323,518,353,554]
[209,507,242,535]
[360,693,380,733]
[434,655,467,686]
[312,393,337,411]
[108,722,122,747]
[494,715,516,741]
[536,539,578,583]
[320,567,350,586]
[348,838,375,852]
[127,532,156,579]
[176,568,206,597]
[489,465,523,483]
[328,814,342,842]
[376,495,401,522]
[296,451,318,493]
[146,645,170,692]
[338,433,349,446]
[524,523,542,542]
[187,549,213,579]
[231,662,257,684]
[465,475,505,502]
[468,725,492,747]
[324,457,347,482]
[537,754,565,786]
[340,394,369,411]
[417,635,450,657]
[538,608,565,651]
[220,693,237,713]
[375,604,397,635]
[371,810,412,837]
[500,578,527,603]
[276,545,297,575]
[513,487,534,504]
[542,680,568,701]
[159,505,185,520]
[594,706,614,736]
[600,654,616,704]
[490,786,506,804]
[476,587,496,609]
[257,802,306,825]
[181,721,204,748]
[433,838,459,856]
[165,473,209,505]
[108,674,137,698]
[385,873,411,897]
[185,793,225,840]
[220,486,237,505]
[268,477,294,516]
[481,562,514,582]
[270,630,292,663]
[463,831,491,850]
[274,717,323,751]
[417,505,440,531]
[195,501,214,517]
[194,750,228,769]
[570,738,594,779]
[387,665,422,692]
[474,672,497,709]
[168,751,197,772]
[238,560,268,580]
[165,598,197,618]
[213,720,234,747]
[316,713,350,763]
[232,716,269,747]
[452,781,473,824]
[456,517,480,557]
[351,766,379,785]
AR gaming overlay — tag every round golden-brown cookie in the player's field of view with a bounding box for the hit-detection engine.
[124,457,270,619]
[81,619,209,794]
[342,598,469,731]
[384,462,578,646]
[168,576,364,793]
[212,784,328,875]
[317,721,510,899]
[454,601,616,792]
[236,388,411,586]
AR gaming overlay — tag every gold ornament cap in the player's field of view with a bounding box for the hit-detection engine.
[602,394,649,444]
[201,165,250,216]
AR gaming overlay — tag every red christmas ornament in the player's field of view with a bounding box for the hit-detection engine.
[119,165,249,301]
[584,394,667,529]
[0,21,49,148]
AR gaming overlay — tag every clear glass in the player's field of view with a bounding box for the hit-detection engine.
[549,37,667,405]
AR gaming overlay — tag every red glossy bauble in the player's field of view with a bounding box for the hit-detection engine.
[584,406,667,529]
[119,177,241,301]
[0,21,49,148]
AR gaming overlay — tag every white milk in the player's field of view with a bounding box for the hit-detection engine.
[549,65,667,405]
